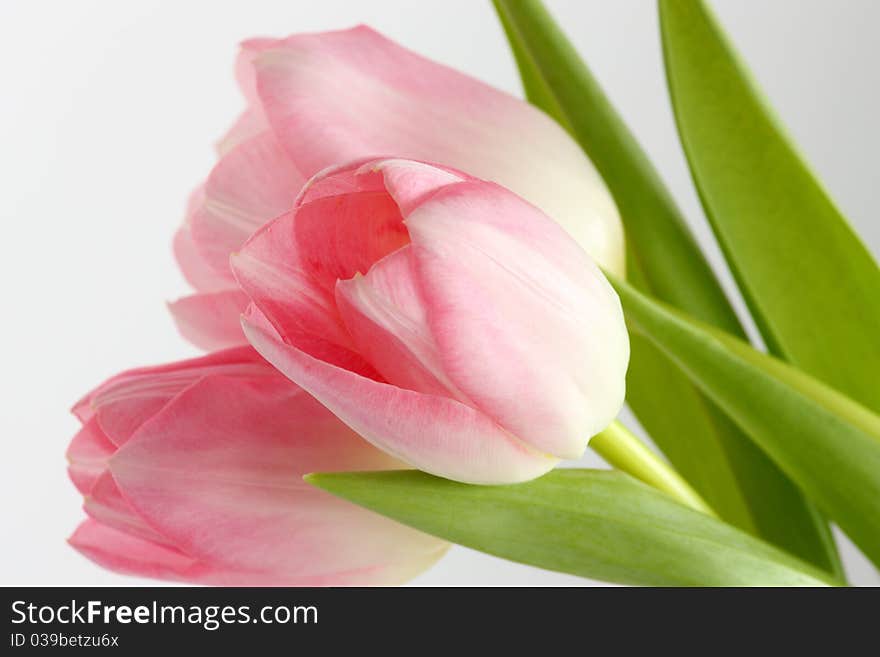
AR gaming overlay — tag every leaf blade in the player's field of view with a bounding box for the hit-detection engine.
[612,275,880,569]
[307,469,835,587]
[659,0,880,413]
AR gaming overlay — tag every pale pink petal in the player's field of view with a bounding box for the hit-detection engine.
[296,158,467,215]
[336,247,465,400]
[216,109,270,156]
[87,347,266,446]
[71,393,95,424]
[230,205,388,377]
[407,182,629,459]
[366,158,467,216]
[83,472,171,547]
[242,319,558,484]
[168,289,250,351]
[253,26,624,273]
[295,157,386,205]
[69,520,213,584]
[235,37,279,102]
[110,373,446,584]
[215,39,278,155]
[70,518,440,586]
[242,301,282,341]
[191,132,305,278]
[230,208,349,350]
[173,186,230,293]
[292,187,409,292]
[66,419,115,495]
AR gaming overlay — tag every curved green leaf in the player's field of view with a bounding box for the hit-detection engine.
[612,275,880,569]
[493,0,739,329]
[659,0,880,413]
[492,0,838,574]
[307,469,835,587]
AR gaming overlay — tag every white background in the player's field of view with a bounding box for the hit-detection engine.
[1,0,878,586]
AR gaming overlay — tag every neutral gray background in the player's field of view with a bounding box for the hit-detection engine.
[1,0,877,586]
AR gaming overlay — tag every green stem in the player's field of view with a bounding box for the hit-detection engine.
[590,420,718,518]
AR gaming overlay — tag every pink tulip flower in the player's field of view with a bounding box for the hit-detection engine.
[67,346,447,585]
[232,158,630,484]
[171,26,623,351]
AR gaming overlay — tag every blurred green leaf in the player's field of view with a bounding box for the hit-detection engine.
[659,0,880,413]
[492,0,838,575]
[307,469,835,586]
[612,275,880,569]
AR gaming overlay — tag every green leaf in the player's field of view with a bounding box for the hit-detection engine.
[659,0,880,414]
[624,322,837,574]
[492,0,838,574]
[307,469,836,587]
[493,0,739,329]
[612,274,880,569]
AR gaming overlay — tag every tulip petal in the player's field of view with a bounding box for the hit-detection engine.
[242,319,558,484]
[216,109,270,157]
[168,289,250,351]
[215,39,278,154]
[84,472,171,547]
[86,347,266,446]
[173,187,230,293]
[299,158,466,216]
[231,199,396,377]
[66,419,115,495]
[110,373,446,584]
[231,210,348,351]
[235,38,278,102]
[253,26,624,272]
[295,158,387,205]
[69,520,213,584]
[407,182,629,459]
[336,247,465,400]
[191,132,305,278]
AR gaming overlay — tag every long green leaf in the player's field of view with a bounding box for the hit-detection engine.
[659,0,880,414]
[492,0,838,574]
[612,275,880,569]
[307,469,835,587]
[493,0,739,328]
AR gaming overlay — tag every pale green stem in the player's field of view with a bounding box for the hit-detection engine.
[590,420,718,518]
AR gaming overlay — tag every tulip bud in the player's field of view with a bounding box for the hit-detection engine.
[67,346,447,585]
[233,158,629,484]
[171,26,624,351]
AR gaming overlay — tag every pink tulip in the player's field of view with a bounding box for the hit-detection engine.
[232,158,629,484]
[171,26,623,351]
[67,346,447,585]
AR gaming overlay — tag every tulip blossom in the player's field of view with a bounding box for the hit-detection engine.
[171,26,623,351]
[232,158,629,484]
[67,347,447,585]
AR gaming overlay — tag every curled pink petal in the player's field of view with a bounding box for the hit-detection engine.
[83,472,171,547]
[242,319,558,484]
[406,182,630,458]
[69,520,213,584]
[66,419,115,495]
[191,132,305,278]
[231,206,385,377]
[85,347,266,446]
[214,39,277,155]
[335,247,463,399]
